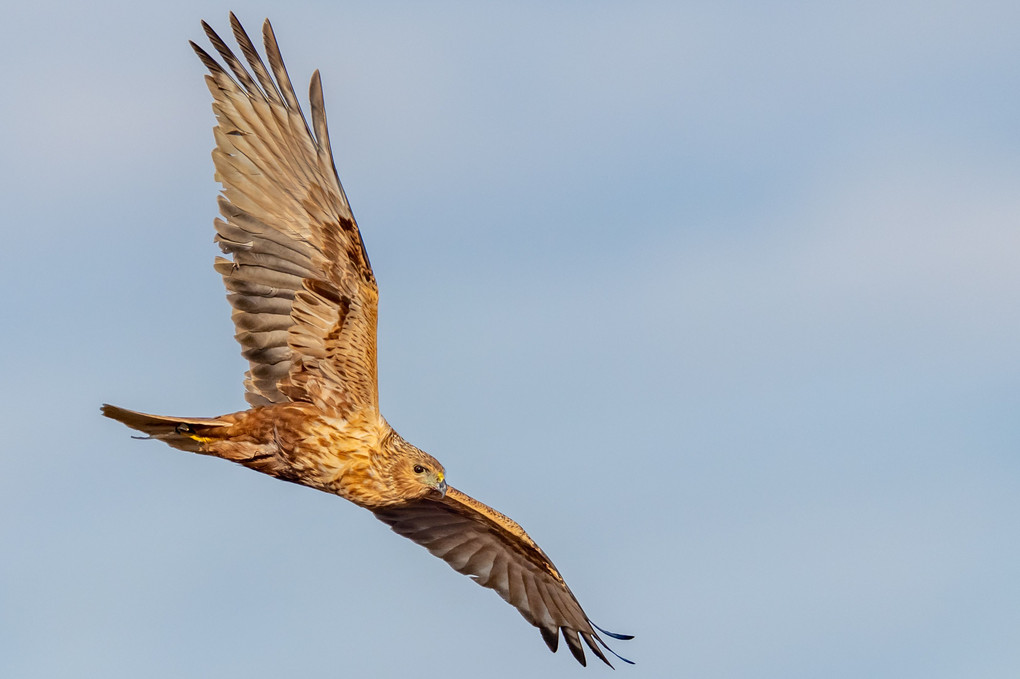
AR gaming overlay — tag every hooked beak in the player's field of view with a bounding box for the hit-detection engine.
[435,478,448,498]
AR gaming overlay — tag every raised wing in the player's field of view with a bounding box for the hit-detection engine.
[372,487,633,667]
[192,14,378,414]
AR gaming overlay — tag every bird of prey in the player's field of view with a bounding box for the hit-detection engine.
[102,14,632,668]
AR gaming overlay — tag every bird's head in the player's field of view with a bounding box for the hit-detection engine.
[391,451,447,500]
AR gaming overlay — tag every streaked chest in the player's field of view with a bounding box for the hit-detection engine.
[282,409,391,500]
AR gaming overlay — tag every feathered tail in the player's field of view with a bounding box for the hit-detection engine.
[101,404,233,453]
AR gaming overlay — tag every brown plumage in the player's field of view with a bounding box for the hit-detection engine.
[102,14,631,668]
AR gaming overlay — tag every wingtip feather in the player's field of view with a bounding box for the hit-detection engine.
[539,626,559,653]
[592,622,635,641]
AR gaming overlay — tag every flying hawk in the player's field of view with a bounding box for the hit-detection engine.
[103,14,632,668]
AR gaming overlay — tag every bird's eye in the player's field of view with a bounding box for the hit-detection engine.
[413,465,426,474]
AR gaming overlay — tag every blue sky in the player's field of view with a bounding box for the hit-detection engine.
[3,1,1019,677]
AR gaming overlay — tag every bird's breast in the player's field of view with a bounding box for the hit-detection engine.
[278,408,394,505]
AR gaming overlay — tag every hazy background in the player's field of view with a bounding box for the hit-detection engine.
[3,1,1018,677]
